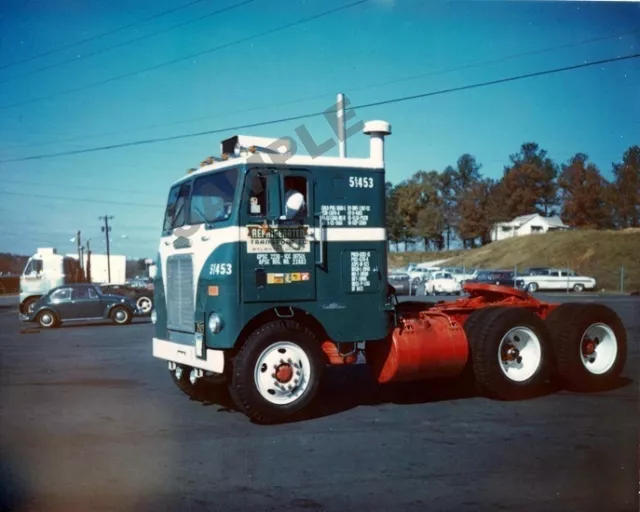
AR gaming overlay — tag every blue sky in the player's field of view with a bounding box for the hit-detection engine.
[0,0,638,258]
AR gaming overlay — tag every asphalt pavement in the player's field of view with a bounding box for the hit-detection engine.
[0,294,638,512]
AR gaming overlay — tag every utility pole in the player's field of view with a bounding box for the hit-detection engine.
[76,230,83,271]
[100,215,114,283]
[85,239,92,283]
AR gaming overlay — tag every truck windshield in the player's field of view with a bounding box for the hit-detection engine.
[163,169,238,231]
[23,258,43,275]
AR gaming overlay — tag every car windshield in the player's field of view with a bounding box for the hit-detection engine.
[163,168,238,231]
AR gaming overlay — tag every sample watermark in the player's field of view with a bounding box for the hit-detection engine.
[170,95,365,239]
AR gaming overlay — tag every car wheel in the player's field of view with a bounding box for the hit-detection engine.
[111,306,132,325]
[527,282,538,293]
[136,295,153,315]
[573,283,585,293]
[37,310,58,329]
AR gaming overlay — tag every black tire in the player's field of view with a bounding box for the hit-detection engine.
[111,306,132,325]
[545,303,627,392]
[37,309,58,328]
[572,283,585,293]
[21,297,39,315]
[466,307,552,400]
[527,283,538,293]
[227,319,325,424]
[459,307,503,386]
[170,364,221,402]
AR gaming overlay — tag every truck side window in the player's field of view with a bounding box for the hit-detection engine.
[284,176,307,220]
[247,173,267,216]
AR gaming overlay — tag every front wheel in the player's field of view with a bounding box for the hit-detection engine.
[22,297,39,315]
[37,309,59,329]
[170,364,223,402]
[227,319,325,424]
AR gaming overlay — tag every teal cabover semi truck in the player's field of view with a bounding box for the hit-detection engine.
[151,117,627,424]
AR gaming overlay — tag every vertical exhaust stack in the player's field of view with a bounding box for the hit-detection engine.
[337,93,346,158]
[363,120,391,166]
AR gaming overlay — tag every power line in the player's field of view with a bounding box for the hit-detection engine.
[0,0,258,85]
[1,178,166,196]
[0,190,162,208]
[1,53,637,165]
[0,0,369,111]
[3,28,635,152]
[0,0,208,71]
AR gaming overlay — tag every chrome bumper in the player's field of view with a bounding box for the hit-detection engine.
[152,338,225,374]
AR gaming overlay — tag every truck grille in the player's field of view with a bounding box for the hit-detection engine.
[166,254,194,333]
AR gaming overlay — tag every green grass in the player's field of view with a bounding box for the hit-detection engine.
[388,228,640,293]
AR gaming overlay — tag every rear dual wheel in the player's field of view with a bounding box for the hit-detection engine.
[464,307,552,400]
[545,303,627,392]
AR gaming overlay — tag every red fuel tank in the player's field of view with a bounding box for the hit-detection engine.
[366,312,469,384]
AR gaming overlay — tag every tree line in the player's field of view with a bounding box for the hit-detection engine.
[386,143,639,251]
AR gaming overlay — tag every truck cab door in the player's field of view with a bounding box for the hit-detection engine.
[240,167,316,303]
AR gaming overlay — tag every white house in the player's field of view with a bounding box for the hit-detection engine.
[491,213,570,242]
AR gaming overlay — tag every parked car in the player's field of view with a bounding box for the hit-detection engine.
[424,271,462,295]
[465,269,516,288]
[19,283,142,328]
[442,266,476,284]
[99,282,154,315]
[523,267,553,276]
[515,268,596,292]
[408,265,440,284]
[388,271,414,295]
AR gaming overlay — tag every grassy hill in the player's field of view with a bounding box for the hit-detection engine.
[388,228,640,293]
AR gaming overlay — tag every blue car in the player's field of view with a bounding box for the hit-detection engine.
[19,283,142,328]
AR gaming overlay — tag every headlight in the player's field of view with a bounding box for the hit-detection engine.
[150,309,157,324]
[208,312,223,334]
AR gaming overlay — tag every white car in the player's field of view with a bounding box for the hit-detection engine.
[424,271,463,295]
[409,265,440,282]
[442,267,476,284]
[515,268,596,293]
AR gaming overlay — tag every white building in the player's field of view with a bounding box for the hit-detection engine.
[491,213,570,242]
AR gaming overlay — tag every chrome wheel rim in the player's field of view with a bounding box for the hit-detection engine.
[254,341,311,405]
[580,323,617,375]
[498,327,542,382]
